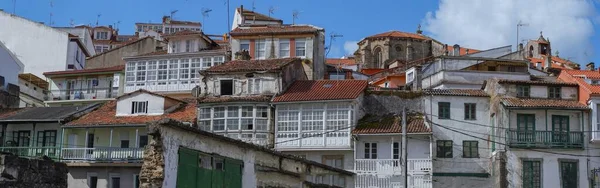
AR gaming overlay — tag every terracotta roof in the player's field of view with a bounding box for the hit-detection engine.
[273,80,368,102]
[117,89,186,103]
[0,108,29,119]
[365,31,429,40]
[496,79,577,86]
[44,65,124,76]
[163,30,203,37]
[326,58,357,67]
[425,89,489,97]
[446,46,480,56]
[66,98,196,126]
[18,73,49,90]
[198,95,272,104]
[560,70,600,94]
[360,69,385,76]
[352,114,430,134]
[527,56,578,70]
[230,25,320,36]
[238,8,282,22]
[204,58,300,73]
[500,98,588,110]
[135,50,168,56]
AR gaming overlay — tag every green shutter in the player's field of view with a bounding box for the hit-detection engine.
[211,157,225,188]
[177,148,198,188]
[224,158,243,188]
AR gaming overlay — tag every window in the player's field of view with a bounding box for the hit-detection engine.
[180,59,190,79]
[190,58,201,79]
[220,80,234,95]
[109,174,121,188]
[329,72,345,80]
[168,59,178,80]
[213,56,224,66]
[88,173,98,188]
[295,39,306,57]
[508,66,516,72]
[487,66,496,71]
[201,57,212,69]
[517,114,535,131]
[536,62,542,69]
[364,143,377,159]
[67,64,75,69]
[462,141,478,158]
[464,103,476,120]
[552,115,569,143]
[171,41,178,53]
[438,102,450,119]
[96,31,108,40]
[279,39,290,57]
[247,79,261,94]
[136,62,146,82]
[139,135,148,148]
[522,160,541,188]
[131,101,148,114]
[548,86,561,99]
[374,47,382,68]
[147,61,157,81]
[133,174,140,188]
[240,40,250,52]
[120,140,129,148]
[158,60,168,80]
[255,39,266,59]
[436,140,453,158]
[517,85,530,98]
[185,40,192,52]
[560,160,577,188]
[392,142,400,159]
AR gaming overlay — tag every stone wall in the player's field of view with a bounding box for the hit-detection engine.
[0,154,68,188]
[357,38,434,69]
[362,91,424,115]
[85,37,165,69]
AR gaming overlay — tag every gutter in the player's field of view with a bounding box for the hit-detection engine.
[62,124,147,128]
[271,99,355,105]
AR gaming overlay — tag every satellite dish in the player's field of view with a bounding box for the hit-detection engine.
[191,86,201,97]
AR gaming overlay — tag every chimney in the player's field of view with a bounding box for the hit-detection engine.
[519,43,523,51]
[465,49,470,55]
[453,44,460,56]
[443,44,448,56]
[412,65,423,91]
[108,25,113,29]
[586,62,595,71]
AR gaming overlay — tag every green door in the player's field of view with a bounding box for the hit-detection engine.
[211,157,225,188]
[177,148,198,188]
[224,158,243,188]
[197,154,213,188]
[552,115,569,145]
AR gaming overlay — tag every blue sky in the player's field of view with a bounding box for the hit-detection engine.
[2,0,598,64]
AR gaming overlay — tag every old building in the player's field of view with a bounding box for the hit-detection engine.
[122,30,226,95]
[43,66,124,107]
[231,6,283,30]
[141,119,355,188]
[229,6,326,80]
[85,37,165,69]
[483,79,589,188]
[0,41,23,108]
[525,32,579,70]
[136,16,202,36]
[62,89,195,188]
[18,73,48,107]
[197,58,307,146]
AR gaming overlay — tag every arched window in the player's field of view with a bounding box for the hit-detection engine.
[528,46,534,58]
[373,47,383,68]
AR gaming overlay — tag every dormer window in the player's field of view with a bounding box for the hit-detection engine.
[548,86,561,99]
[132,101,148,114]
[220,80,234,95]
[517,85,530,98]
[248,79,261,94]
[96,31,108,40]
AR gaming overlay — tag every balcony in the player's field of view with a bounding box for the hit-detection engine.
[275,132,351,150]
[47,87,117,101]
[355,174,432,188]
[355,159,432,175]
[0,147,60,159]
[125,80,198,93]
[61,147,144,162]
[506,130,584,149]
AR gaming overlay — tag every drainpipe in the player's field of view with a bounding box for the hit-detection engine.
[545,109,548,131]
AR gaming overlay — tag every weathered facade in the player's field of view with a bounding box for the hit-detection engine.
[0,153,68,188]
[86,37,165,69]
[141,119,355,188]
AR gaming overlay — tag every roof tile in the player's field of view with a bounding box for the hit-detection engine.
[500,97,588,110]
[44,65,124,76]
[204,58,300,73]
[365,31,429,40]
[230,25,320,36]
[198,95,272,103]
[425,89,489,97]
[273,80,368,102]
[496,79,577,86]
[352,114,430,134]
[561,69,600,94]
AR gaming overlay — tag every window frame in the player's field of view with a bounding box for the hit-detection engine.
[436,140,453,158]
[247,78,262,94]
[464,103,476,120]
[295,38,307,57]
[364,142,378,159]
[279,39,290,57]
[548,86,561,99]
[462,141,479,158]
[87,172,98,188]
[517,85,531,98]
[255,39,266,59]
[131,101,148,114]
[558,159,578,188]
[220,79,234,96]
[522,159,542,188]
[438,102,451,119]
[108,173,121,188]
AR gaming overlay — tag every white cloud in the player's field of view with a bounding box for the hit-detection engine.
[423,0,597,63]
[343,41,359,56]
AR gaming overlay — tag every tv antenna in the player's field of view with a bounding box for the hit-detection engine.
[170,10,178,19]
[115,21,121,31]
[12,0,16,14]
[268,6,277,17]
[69,19,74,27]
[516,20,529,50]
[202,8,212,28]
[95,14,101,26]
[292,10,301,25]
[326,32,343,57]
[49,0,54,26]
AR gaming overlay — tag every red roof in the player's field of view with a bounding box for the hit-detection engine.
[528,56,579,70]
[365,31,429,40]
[66,99,196,126]
[237,8,282,22]
[198,95,272,103]
[230,25,320,36]
[44,65,124,76]
[204,58,300,73]
[352,115,430,134]
[446,46,480,56]
[425,89,489,97]
[273,80,368,102]
[326,58,357,67]
[500,97,588,110]
[360,69,385,76]
[560,69,600,94]
[163,30,203,37]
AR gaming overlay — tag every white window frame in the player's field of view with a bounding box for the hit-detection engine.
[171,41,179,53]
[185,40,192,52]
[219,79,235,96]
[295,38,307,57]
[276,103,352,141]
[168,59,179,80]
[255,39,266,59]
[198,105,270,139]
[247,78,261,94]
[96,31,108,40]
[240,40,250,52]
[132,101,148,114]
[279,39,290,58]
[190,58,201,79]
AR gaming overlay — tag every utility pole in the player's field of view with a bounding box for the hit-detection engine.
[402,108,408,188]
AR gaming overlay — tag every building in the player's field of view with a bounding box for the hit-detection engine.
[43,66,124,107]
[141,119,355,188]
[61,89,196,188]
[122,30,226,95]
[231,6,283,30]
[135,16,202,36]
[0,104,100,159]
[272,80,368,186]
[229,6,326,80]
[0,41,23,108]
[483,79,589,188]
[85,37,165,69]
[197,58,307,146]
[0,10,91,78]
[525,32,579,70]
[18,73,48,107]
[55,26,97,56]
[422,89,492,187]
[326,57,358,71]
[352,114,432,188]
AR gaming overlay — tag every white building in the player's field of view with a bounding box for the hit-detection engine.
[483,79,589,188]
[18,73,48,107]
[135,16,202,36]
[123,30,226,95]
[272,80,368,187]
[231,6,283,30]
[0,10,91,79]
[352,114,432,188]
[197,58,307,147]
[55,26,96,56]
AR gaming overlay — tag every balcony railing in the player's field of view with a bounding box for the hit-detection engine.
[125,80,199,93]
[0,147,60,159]
[355,159,432,175]
[506,130,584,148]
[275,132,351,149]
[61,147,144,162]
[593,125,600,142]
[48,87,117,101]
[355,174,432,188]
